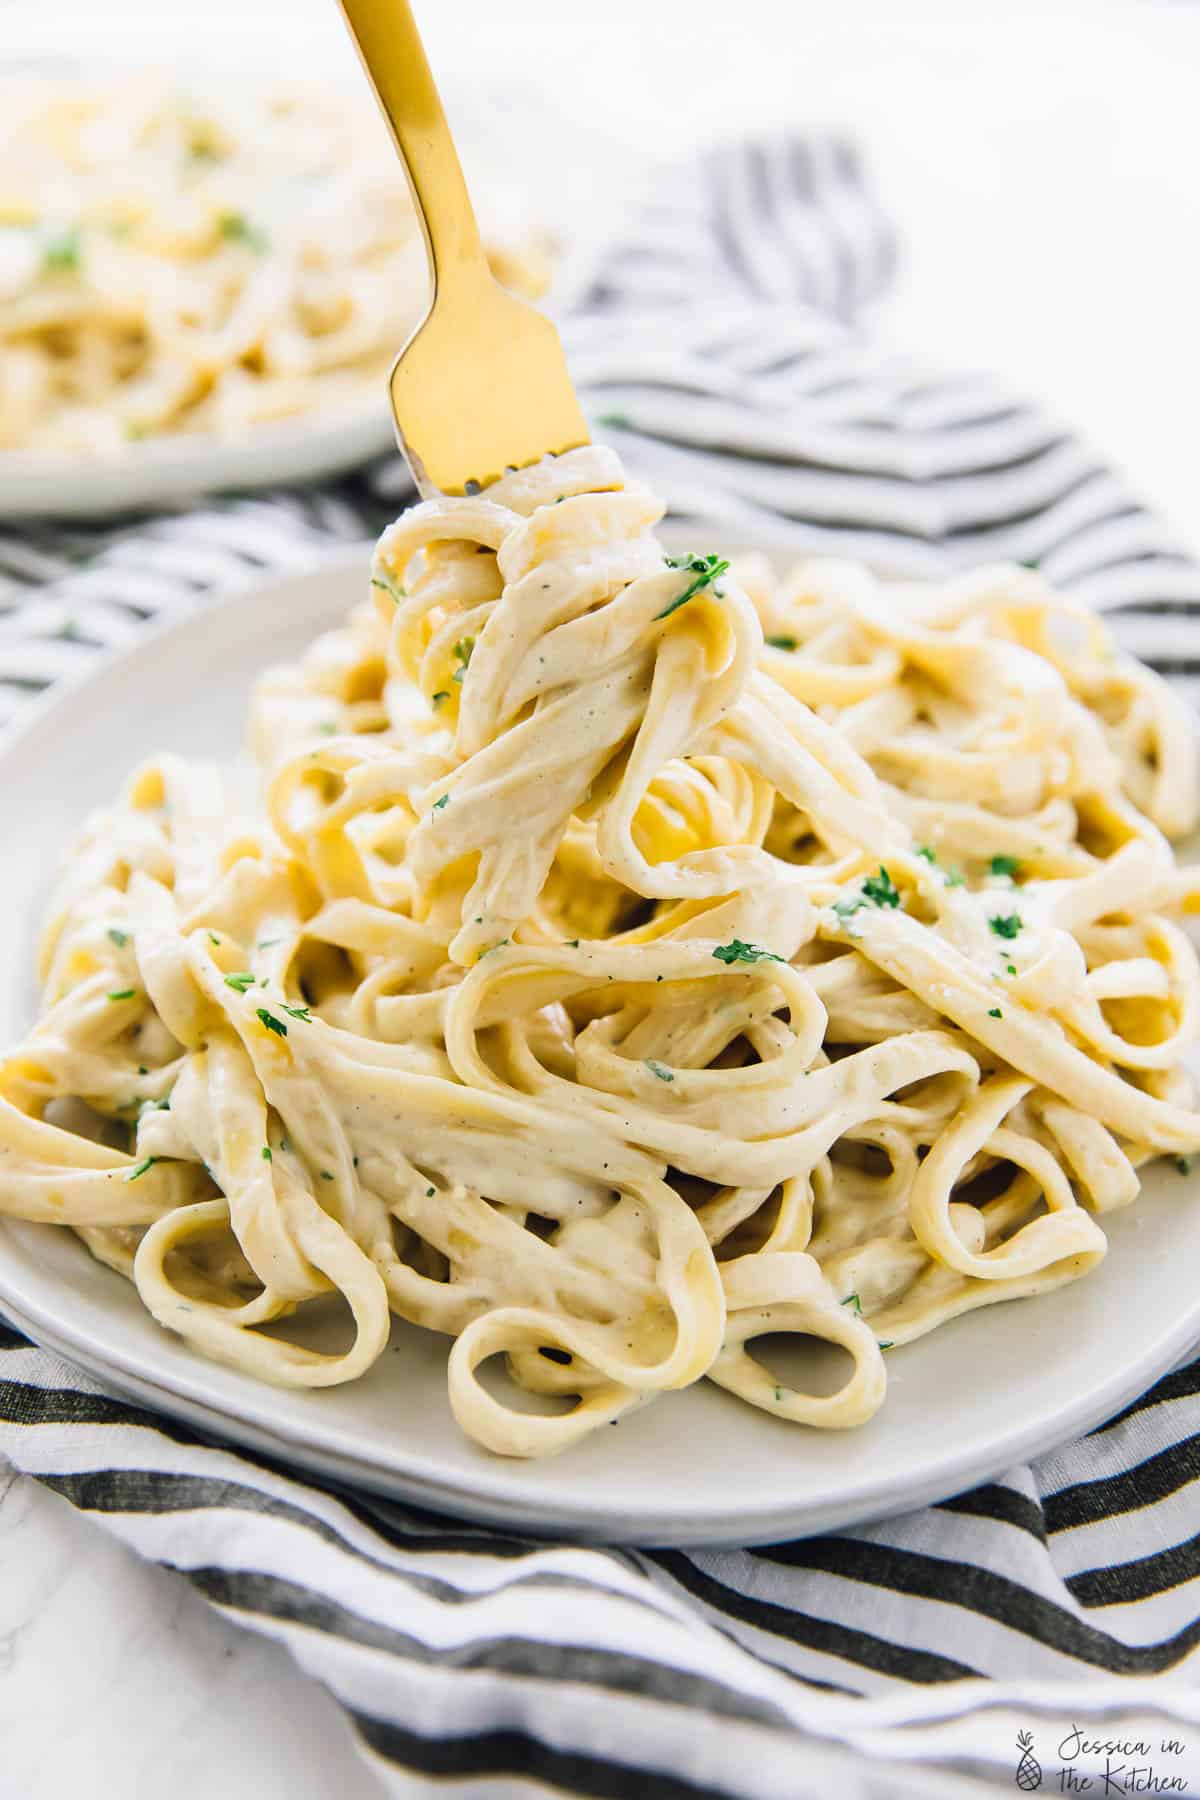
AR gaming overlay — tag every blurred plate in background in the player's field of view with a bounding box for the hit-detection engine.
[0,52,641,520]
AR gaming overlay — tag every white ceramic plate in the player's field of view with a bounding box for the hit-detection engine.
[2,547,1199,1546]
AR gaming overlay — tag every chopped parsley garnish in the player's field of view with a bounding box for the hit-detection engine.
[125,1157,158,1182]
[656,552,730,620]
[137,1065,148,1076]
[258,938,279,950]
[988,1007,1003,1018]
[425,1185,435,1198]
[774,1385,784,1403]
[990,854,1020,877]
[281,1003,311,1022]
[262,1146,272,1162]
[917,846,937,864]
[451,637,475,681]
[107,927,129,948]
[107,988,136,1001]
[597,411,632,429]
[566,938,580,948]
[224,972,257,993]
[1007,962,1018,976]
[431,691,449,707]
[218,210,268,252]
[370,570,406,603]
[945,868,966,888]
[432,794,450,812]
[765,634,797,651]
[832,897,865,920]
[989,913,1023,940]
[1175,1157,1192,1176]
[256,1006,288,1038]
[862,866,901,908]
[712,939,783,966]
[645,1059,674,1082]
[42,225,82,274]
[320,1170,333,1181]
[878,1339,895,1350]
[208,932,221,946]
[842,1293,862,1313]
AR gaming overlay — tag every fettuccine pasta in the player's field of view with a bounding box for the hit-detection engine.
[0,77,552,453]
[3,444,1199,1457]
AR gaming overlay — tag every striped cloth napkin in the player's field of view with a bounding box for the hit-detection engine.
[2,135,1199,1798]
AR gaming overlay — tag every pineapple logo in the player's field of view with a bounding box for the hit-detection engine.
[1014,1731,1042,1791]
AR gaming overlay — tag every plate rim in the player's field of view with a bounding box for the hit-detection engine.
[1,547,1198,1547]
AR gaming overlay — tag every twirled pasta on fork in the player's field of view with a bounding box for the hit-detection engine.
[3,444,1199,1456]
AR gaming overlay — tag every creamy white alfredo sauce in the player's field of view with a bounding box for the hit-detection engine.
[3,445,1199,1457]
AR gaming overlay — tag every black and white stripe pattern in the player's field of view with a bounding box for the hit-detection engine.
[2,134,1200,1796]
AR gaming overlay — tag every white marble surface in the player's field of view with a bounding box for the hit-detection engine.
[3,4,1200,1797]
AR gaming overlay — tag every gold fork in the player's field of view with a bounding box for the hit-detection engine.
[338,0,591,496]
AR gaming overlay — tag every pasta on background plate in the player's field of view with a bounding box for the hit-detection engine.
[2,444,1199,1458]
[0,77,553,454]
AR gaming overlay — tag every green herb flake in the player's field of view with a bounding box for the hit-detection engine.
[425,1185,435,1198]
[597,411,632,429]
[431,690,450,708]
[258,938,279,950]
[224,972,257,993]
[125,1156,158,1183]
[831,897,865,920]
[42,225,82,274]
[656,552,730,620]
[107,988,136,1002]
[988,1007,1003,1018]
[765,634,798,652]
[945,867,966,888]
[989,913,1023,940]
[774,1385,784,1403]
[712,939,784,966]
[990,854,1021,877]
[878,1339,895,1350]
[107,927,129,948]
[432,794,450,813]
[208,932,221,946]
[262,1145,272,1162]
[842,1292,862,1313]
[567,938,580,948]
[862,865,901,908]
[137,1065,148,1076]
[1175,1156,1193,1176]
[256,1006,287,1038]
[917,845,937,864]
[451,637,475,682]
[218,210,268,252]
[281,1003,311,1022]
[370,570,406,603]
[644,1059,674,1083]
[320,1170,333,1181]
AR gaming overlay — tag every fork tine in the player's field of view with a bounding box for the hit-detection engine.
[339,0,590,496]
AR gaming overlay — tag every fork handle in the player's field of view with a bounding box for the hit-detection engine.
[338,0,490,291]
